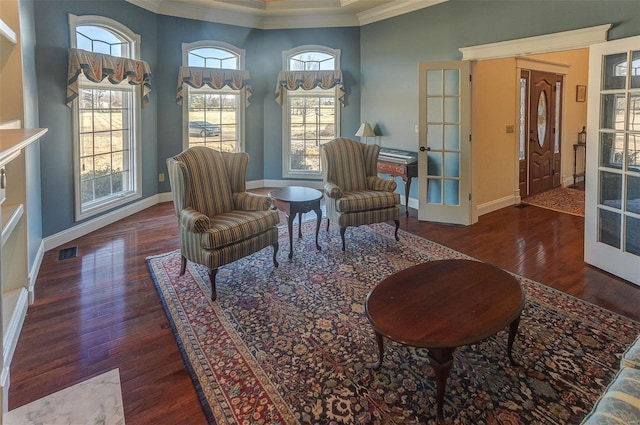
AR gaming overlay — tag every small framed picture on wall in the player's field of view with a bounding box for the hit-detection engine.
[576,85,586,102]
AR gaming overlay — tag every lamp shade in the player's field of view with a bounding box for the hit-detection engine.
[355,122,375,137]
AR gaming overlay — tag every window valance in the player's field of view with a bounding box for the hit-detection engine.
[275,70,345,106]
[66,48,152,108]
[176,66,252,106]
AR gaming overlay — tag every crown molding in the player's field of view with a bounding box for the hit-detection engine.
[357,0,447,26]
[459,24,612,61]
[126,0,447,29]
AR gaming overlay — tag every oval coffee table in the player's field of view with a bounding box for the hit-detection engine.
[269,186,323,259]
[364,259,525,422]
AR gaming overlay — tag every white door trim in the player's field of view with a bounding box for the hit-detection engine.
[459,24,611,61]
[584,35,640,286]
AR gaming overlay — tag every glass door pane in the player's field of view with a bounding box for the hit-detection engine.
[418,61,471,225]
[586,39,640,287]
[425,69,461,206]
[597,50,640,257]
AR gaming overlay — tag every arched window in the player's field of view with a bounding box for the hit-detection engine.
[69,14,142,221]
[281,45,341,177]
[182,41,246,152]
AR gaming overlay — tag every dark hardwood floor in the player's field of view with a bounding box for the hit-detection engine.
[8,195,640,424]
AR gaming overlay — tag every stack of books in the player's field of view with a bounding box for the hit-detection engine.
[379,147,418,164]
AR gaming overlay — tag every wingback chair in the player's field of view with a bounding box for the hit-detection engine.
[167,146,280,300]
[320,138,400,250]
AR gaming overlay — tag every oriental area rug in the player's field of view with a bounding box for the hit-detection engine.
[147,222,638,424]
[523,187,585,217]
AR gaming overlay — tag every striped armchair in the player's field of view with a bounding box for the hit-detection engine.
[320,138,400,251]
[167,147,280,300]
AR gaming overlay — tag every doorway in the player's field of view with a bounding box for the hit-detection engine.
[520,69,563,198]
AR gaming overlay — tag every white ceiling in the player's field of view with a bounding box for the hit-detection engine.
[125,0,448,29]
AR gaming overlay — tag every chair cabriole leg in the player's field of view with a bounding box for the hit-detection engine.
[394,220,400,241]
[340,227,346,251]
[180,255,187,275]
[209,268,218,301]
[272,241,279,267]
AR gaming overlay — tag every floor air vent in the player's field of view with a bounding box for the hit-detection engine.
[58,246,78,260]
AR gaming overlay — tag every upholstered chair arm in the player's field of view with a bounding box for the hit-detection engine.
[324,182,343,199]
[179,207,210,233]
[233,192,272,211]
[367,176,397,192]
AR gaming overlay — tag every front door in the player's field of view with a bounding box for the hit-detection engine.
[417,61,472,225]
[528,70,562,196]
[585,35,640,286]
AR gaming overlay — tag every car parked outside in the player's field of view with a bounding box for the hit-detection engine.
[189,121,221,137]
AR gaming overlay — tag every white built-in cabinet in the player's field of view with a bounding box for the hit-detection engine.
[0,2,48,419]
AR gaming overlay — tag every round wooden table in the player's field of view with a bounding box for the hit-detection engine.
[269,186,323,259]
[364,259,525,422]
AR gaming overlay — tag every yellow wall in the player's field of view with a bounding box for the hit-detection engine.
[473,57,518,206]
[473,49,589,211]
[0,0,25,125]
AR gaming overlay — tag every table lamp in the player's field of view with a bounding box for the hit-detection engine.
[355,122,375,144]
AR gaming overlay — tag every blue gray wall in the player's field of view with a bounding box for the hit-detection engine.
[361,0,640,153]
[30,0,640,239]
[19,0,42,268]
[33,0,360,237]
[34,0,158,238]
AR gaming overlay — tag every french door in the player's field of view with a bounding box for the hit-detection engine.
[585,35,640,286]
[417,61,472,225]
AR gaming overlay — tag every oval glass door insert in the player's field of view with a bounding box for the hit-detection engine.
[537,91,547,147]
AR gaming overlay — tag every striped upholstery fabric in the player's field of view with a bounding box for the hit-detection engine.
[233,192,272,211]
[222,151,249,194]
[337,190,399,213]
[179,207,210,233]
[367,175,397,192]
[173,146,234,217]
[166,146,279,282]
[331,207,399,228]
[581,367,640,424]
[621,335,640,369]
[581,335,640,424]
[321,138,368,192]
[201,210,280,250]
[198,228,279,270]
[320,138,400,249]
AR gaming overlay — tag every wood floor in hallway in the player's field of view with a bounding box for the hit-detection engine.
[8,197,640,424]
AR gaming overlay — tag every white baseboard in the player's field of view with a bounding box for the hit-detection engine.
[563,175,584,187]
[2,287,28,413]
[477,195,517,216]
[157,192,173,203]
[42,194,162,252]
[43,181,323,254]
[28,242,46,304]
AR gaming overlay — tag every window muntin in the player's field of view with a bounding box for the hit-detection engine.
[188,47,238,69]
[183,42,244,152]
[289,51,334,71]
[287,92,336,173]
[283,46,340,178]
[76,25,128,56]
[70,15,141,221]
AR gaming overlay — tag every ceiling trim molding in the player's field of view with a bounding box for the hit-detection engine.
[126,0,448,29]
[263,14,359,29]
[459,24,612,61]
[357,0,447,26]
